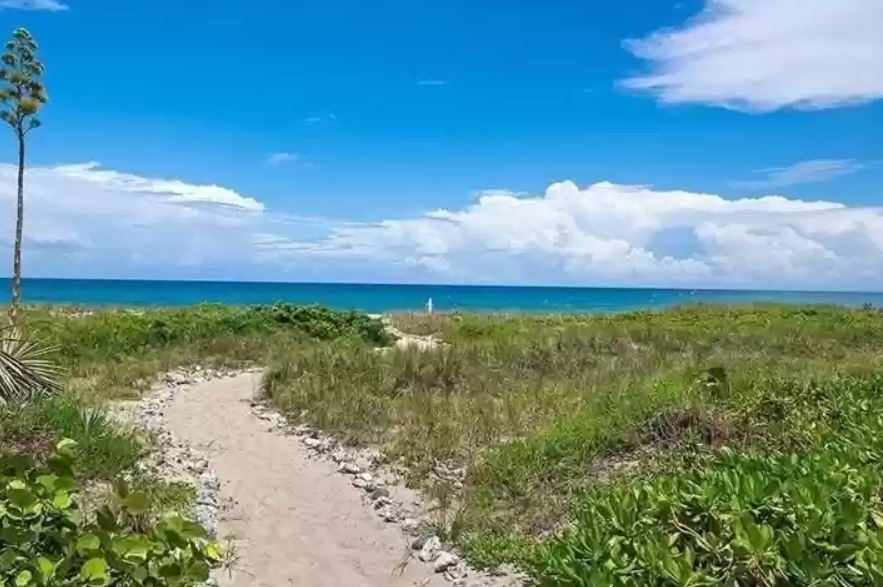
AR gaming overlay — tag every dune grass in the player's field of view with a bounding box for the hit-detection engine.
[0,303,389,481]
[0,394,142,478]
[22,303,389,400]
[264,304,883,582]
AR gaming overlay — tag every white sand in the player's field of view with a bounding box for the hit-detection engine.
[164,372,448,587]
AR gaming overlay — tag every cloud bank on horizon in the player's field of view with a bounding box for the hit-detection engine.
[623,0,883,112]
[1,162,881,291]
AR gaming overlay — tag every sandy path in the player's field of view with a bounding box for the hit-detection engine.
[164,372,446,587]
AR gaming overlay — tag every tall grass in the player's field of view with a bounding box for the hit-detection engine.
[19,303,388,400]
[0,395,142,478]
[0,303,389,480]
[265,304,883,580]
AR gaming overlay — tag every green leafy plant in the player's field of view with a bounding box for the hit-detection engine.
[0,439,219,586]
[530,374,883,586]
[0,28,47,324]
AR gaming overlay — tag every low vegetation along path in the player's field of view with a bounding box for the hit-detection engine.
[163,372,445,587]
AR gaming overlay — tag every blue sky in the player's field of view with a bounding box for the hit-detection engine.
[1,0,882,289]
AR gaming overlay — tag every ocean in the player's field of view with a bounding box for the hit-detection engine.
[3,278,883,313]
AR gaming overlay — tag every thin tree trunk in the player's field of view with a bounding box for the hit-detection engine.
[9,129,24,325]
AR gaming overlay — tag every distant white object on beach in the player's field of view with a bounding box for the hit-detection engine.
[426,297,433,314]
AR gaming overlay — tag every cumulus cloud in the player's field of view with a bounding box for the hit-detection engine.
[0,0,68,10]
[0,162,282,280]
[731,159,864,189]
[263,181,883,290]
[2,162,882,289]
[622,0,883,112]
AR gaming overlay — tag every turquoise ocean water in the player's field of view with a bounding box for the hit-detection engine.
[3,278,883,313]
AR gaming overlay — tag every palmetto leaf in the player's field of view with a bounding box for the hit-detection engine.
[0,326,61,404]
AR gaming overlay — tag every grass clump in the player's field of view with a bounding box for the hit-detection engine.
[0,396,141,479]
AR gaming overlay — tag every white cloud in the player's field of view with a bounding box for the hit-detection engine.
[0,162,287,281]
[263,180,883,290]
[265,152,299,166]
[0,0,68,10]
[731,159,863,189]
[622,0,883,112]
[2,162,882,289]
[48,162,263,211]
[417,80,447,87]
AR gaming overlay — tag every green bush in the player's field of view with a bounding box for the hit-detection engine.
[531,375,883,586]
[26,303,390,364]
[0,440,217,586]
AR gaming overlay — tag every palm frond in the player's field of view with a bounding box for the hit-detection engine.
[0,326,62,404]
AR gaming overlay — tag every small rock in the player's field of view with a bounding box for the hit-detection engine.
[411,534,429,550]
[352,477,370,490]
[339,462,361,475]
[379,505,399,523]
[418,536,441,562]
[433,551,459,573]
[369,486,390,500]
[401,518,421,536]
[357,472,374,483]
[444,564,467,581]
[373,496,392,509]
[303,437,324,450]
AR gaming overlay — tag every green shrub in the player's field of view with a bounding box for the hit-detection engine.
[0,440,218,586]
[530,374,883,585]
[25,303,389,365]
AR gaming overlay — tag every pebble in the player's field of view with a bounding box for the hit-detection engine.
[434,551,459,573]
[411,534,429,550]
[419,536,441,562]
[339,462,362,475]
[401,518,421,535]
[303,437,324,450]
[369,485,389,497]
[379,505,399,523]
